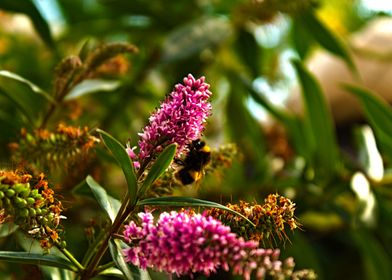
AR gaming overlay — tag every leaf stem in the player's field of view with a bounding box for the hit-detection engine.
[80,194,134,279]
[96,261,116,274]
[55,242,85,272]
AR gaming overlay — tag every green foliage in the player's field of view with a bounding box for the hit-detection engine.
[293,60,339,177]
[86,175,121,223]
[1,0,392,279]
[97,129,138,205]
[0,251,76,271]
[137,143,177,198]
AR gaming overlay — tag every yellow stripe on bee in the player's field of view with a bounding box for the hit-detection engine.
[189,170,203,181]
[201,145,211,152]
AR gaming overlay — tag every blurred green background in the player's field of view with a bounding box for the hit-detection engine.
[1,0,392,279]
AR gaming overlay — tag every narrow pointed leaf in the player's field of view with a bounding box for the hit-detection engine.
[64,79,121,101]
[344,84,392,158]
[108,239,151,280]
[138,196,255,227]
[297,11,356,73]
[97,129,138,205]
[109,239,134,280]
[0,71,55,103]
[138,144,176,198]
[293,60,339,175]
[0,86,35,125]
[86,175,120,223]
[0,251,76,271]
[99,267,125,278]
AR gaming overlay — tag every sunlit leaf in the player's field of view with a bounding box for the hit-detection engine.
[138,144,176,198]
[344,84,392,158]
[0,223,18,238]
[0,251,76,271]
[86,175,121,223]
[64,79,121,101]
[0,70,54,103]
[138,196,255,227]
[98,267,124,278]
[97,129,138,206]
[297,11,356,73]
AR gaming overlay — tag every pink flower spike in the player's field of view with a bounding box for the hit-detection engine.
[137,74,212,163]
[122,211,290,279]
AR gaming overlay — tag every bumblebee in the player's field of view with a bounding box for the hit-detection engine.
[175,139,211,185]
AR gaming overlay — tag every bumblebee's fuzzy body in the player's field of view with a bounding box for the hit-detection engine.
[175,139,211,185]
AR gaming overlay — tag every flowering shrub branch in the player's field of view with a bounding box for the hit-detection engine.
[0,71,316,280]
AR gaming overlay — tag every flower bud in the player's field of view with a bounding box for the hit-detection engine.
[14,197,27,208]
[5,189,15,198]
[26,197,35,205]
[18,208,29,218]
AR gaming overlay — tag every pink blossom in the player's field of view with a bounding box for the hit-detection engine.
[123,211,291,279]
[136,74,212,164]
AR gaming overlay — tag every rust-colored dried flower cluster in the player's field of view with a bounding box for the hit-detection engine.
[207,194,300,245]
[0,170,65,249]
[10,124,99,169]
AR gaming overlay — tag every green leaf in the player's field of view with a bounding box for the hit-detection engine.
[344,84,392,158]
[291,18,314,59]
[0,251,76,271]
[0,70,55,103]
[352,230,392,280]
[235,28,261,77]
[71,179,93,197]
[97,129,138,206]
[99,267,125,279]
[0,223,18,238]
[293,60,339,175]
[0,86,35,126]
[64,79,121,101]
[109,239,134,280]
[297,11,356,73]
[138,144,176,198]
[0,0,55,49]
[138,196,255,227]
[86,175,121,223]
[41,267,74,280]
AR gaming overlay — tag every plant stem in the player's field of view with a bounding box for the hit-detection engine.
[80,195,134,279]
[81,229,107,266]
[55,242,85,272]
